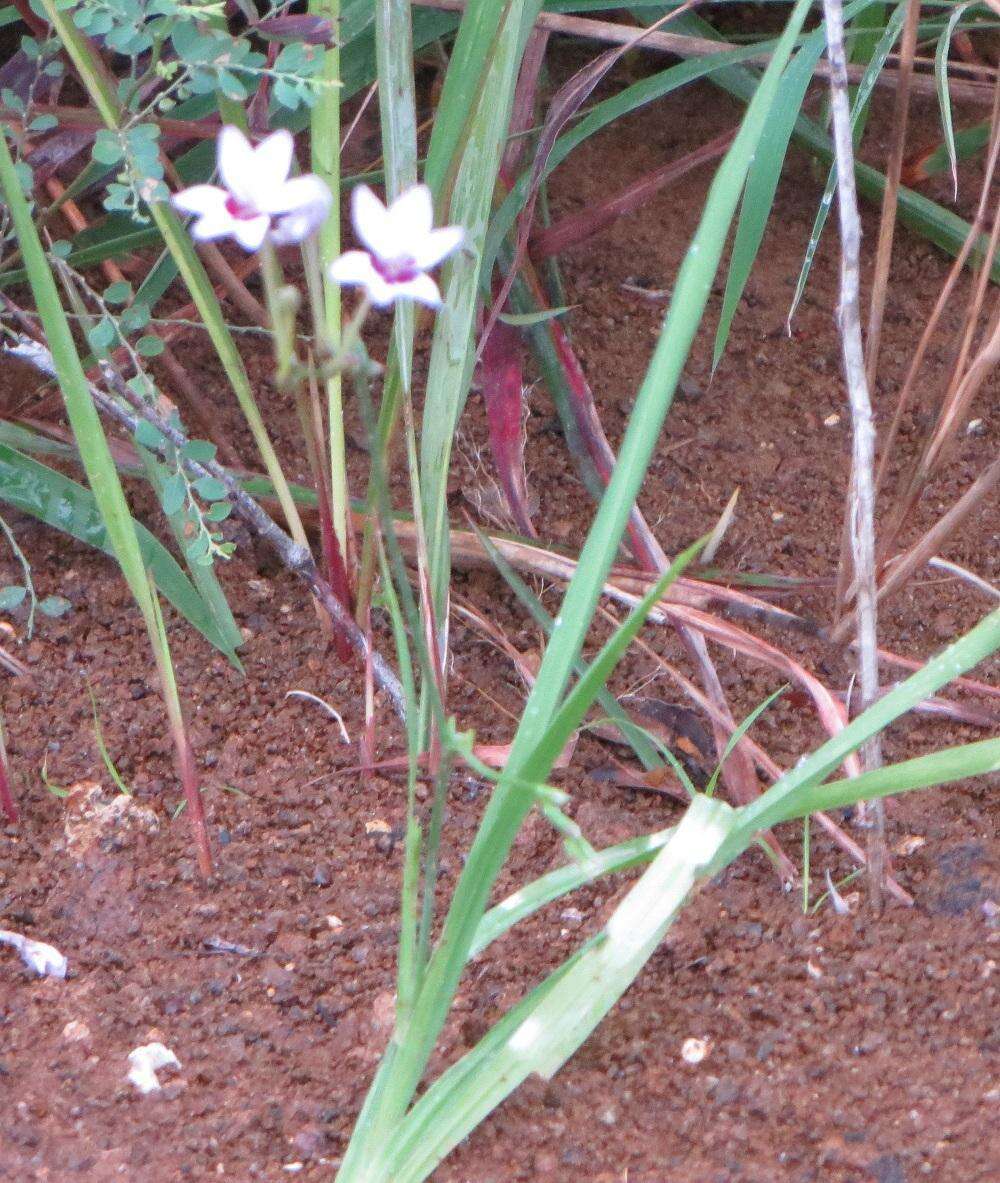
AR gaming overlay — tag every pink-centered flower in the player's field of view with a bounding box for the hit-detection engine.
[329,184,463,307]
[171,126,332,252]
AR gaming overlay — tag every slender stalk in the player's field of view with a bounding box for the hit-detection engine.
[0,133,212,874]
[309,0,351,573]
[823,0,886,910]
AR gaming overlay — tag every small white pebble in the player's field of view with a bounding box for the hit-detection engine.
[62,1020,91,1042]
[282,1164,304,1174]
[127,1042,181,1095]
[806,960,823,980]
[681,1037,709,1065]
[771,511,785,523]
[966,418,984,436]
[0,929,67,978]
[823,413,840,428]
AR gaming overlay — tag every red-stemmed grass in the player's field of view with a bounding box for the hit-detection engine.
[479,315,536,538]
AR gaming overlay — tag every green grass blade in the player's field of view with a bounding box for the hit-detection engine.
[712,0,880,368]
[517,538,704,781]
[748,734,1000,832]
[420,0,544,627]
[470,824,675,958]
[733,606,1000,843]
[0,131,163,629]
[473,522,661,769]
[703,683,786,797]
[935,2,973,199]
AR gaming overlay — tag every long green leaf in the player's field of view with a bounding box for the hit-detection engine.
[420,0,544,627]
[0,443,241,662]
[0,133,163,632]
[935,2,974,200]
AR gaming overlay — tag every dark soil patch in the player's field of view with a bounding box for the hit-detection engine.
[1,57,998,1183]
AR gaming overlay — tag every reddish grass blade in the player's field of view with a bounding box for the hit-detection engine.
[481,7,692,350]
[479,317,537,538]
[254,14,335,45]
[531,130,736,260]
[500,27,550,184]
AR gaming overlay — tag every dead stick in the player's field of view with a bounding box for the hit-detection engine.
[823,0,887,912]
[415,1,998,104]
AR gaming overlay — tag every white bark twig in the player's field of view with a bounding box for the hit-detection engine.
[821,0,887,911]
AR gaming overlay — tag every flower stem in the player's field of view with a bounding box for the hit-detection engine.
[308,0,350,578]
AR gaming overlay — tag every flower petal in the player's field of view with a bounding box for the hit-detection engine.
[231,215,272,252]
[390,272,442,308]
[189,210,240,242]
[171,184,228,217]
[253,128,294,184]
[216,126,257,205]
[411,225,464,270]
[351,185,394,257]
[387,184,434,246]
[261,172,331,223]
[329,250,397,306]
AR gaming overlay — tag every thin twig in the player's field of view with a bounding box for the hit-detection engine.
[927,556,1000,602]
[822,0,887,912]
[863,0,921,391]
[4,334,407,720]
[874,76,1000,502]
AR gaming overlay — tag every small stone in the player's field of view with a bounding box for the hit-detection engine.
[823,413,840,427]
[868,1153,906,1183]
[933,610,957,641]
[712,1078,740,1105]
[62,1020,91,1043]
[681,1037,710,1064]
[599,1107,617,1126]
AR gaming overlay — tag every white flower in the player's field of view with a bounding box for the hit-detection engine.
[172,126,332,251]
[329,184,463,307]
